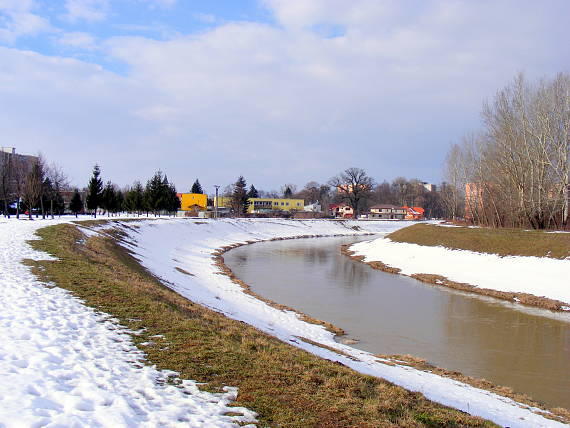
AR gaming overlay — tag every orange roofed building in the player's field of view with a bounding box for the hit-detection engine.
[403,206,425,220]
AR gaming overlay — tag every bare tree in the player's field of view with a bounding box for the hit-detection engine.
[296,181,331,206]
[444,72,570,229]
[281,183,297,198]
[23,156,46,220]
[46,163,69,219]
[0,151,13,217]
[12,156,27,219]
[328,167,374,217]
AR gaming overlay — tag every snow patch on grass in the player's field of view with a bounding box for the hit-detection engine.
[0,218,257,427]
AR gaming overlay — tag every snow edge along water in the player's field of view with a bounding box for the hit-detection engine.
[348,231,570,309]
[114,217,568,428]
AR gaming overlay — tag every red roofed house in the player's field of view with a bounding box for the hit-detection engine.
[329,203,354,219]
[403,206,425,220]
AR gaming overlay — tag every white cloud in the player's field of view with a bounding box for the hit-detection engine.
[193,12,217,24]
[57,31,97,50]
[0,0,53,43]
[139,0,177,9]
[63,0,109,22]
[1,1,569,192]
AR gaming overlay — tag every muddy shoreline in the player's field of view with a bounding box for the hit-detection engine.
[212,233,377,337]
[213,233,570,423]
[341,244,570,312]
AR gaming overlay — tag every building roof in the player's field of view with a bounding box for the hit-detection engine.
[370,204,403,209]
[403,206,425,215]
[329,203,351,209]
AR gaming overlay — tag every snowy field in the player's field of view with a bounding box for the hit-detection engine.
[1,216,567,427]
[0,217,256,428]
[349,229,570,307]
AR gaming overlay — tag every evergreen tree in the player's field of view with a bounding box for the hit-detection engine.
[145,171,168,215]
[125,181,145,215]
[247,184,259,199]
[101,181,119,216]
[284,186,293,199]
[191,179,203,194]
[53,191,65,216]
[231,176,249,216]
[115,189,124,214]
[69,189,83,218]
[42,177,54,219]
[166,182,181,214]
[86,165,103,218]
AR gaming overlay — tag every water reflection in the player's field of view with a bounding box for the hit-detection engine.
[224,236,570,410]
[441,295,570,404]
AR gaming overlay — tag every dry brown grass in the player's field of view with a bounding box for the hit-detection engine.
[26,222,496,427]
[388,223,570,259]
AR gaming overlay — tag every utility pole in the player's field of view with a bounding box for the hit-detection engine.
[214,185,220,219]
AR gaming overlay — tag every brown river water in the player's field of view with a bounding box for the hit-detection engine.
[224,235,570,410]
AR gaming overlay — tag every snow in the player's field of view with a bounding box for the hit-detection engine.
[117,218,566,428]
[1,216,567,428]
[0,217,257,427]
[349,235,570,305]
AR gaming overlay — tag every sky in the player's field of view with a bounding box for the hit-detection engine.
[1,0,569,194]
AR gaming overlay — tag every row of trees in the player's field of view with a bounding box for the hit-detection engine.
[1,153,448,221]
[444,73,569,229]
[84,166,180,217]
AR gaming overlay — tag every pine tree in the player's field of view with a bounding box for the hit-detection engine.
[284,186,292,199]
[53,191,65,216]
[131,181,145,215]
[191,179,203,194]
[247,184,259,199]
[86,165,103,218]
[101,181,117,216]
[42,177,54,219]
[145,171,171,216]
[166,182,181,214]
[69,190,83,218]
[231,176,249,216]
[115,189,124,214]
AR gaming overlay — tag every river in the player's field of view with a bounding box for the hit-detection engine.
[224,235,570,410]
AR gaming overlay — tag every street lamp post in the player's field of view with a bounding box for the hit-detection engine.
[214,185,220,219]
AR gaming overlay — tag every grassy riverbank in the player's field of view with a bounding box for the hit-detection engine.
[25,222,495,427]
[388,224,570,259]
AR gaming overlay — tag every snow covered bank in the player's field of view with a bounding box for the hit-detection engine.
[116,218,567,428]
[0,218,256,427]
[349,235,570,307]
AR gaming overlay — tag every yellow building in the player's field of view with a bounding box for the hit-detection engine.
[213,196,304,213]
[213,196,232,208]
[178,193,207,211]
[247,198,304,213]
